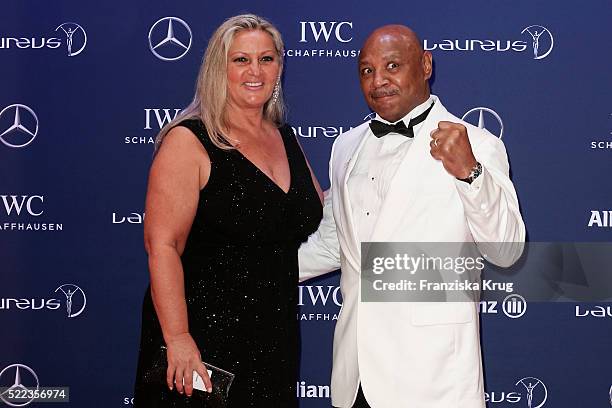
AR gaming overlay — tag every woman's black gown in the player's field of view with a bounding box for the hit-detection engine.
[134,119,323,407]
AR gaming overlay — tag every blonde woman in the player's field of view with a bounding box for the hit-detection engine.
[134,14,322,407]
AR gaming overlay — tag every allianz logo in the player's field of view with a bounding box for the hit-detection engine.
[298,285,342,307]
[292,126,352,138]
[296,381,330,398]
[588,210,612,227]
[112,212,145,224]
[575,304,612,318]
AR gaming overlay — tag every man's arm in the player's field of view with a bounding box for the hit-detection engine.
[299,139,342,281]
[454,136,526,267]
[299,189,341,281]
[430,121,525,267]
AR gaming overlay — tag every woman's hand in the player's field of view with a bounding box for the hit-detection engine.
[165,333,212,396]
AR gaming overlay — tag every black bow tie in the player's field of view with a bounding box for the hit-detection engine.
[369,101,435,138]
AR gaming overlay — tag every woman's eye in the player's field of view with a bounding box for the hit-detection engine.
[234,56,248,63]
[261,55,274,62]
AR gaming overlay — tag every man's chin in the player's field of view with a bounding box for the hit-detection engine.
[370,101,402,119]
[372,109,403,123]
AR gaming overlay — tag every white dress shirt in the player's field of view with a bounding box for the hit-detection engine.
[348,95,436,242]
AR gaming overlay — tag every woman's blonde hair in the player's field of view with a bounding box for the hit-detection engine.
[155,14,285,151]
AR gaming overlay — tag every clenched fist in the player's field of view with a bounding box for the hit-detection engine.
[430,121,477,179]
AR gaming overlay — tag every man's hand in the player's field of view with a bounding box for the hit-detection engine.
[429,121,477,179]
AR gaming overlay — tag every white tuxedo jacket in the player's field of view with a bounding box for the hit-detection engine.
[299,98,525,408]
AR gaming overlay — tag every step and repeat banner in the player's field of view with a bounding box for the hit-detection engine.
[1,1,611,407]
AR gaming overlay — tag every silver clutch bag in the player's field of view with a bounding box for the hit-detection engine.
[142,346,235,407]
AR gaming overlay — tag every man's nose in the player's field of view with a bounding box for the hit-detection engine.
[372,69,389,88]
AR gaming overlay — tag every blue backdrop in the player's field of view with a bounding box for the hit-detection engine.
[1,1,611,407]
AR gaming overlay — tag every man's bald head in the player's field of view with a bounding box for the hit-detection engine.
[360,25,424,57]
[358,24,432,122]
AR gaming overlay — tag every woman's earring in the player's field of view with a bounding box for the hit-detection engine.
[271,79,280,105]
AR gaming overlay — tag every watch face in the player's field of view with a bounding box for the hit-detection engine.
[473,162,483,179]
[463,162,482,183]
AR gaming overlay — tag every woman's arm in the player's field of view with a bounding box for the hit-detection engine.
[143,126,212,396]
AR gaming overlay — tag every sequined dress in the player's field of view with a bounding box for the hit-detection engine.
[134,119,322,407]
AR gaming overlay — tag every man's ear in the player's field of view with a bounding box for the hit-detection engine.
[422,51,433,80]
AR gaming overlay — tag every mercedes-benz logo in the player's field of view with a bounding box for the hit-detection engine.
[55,284,87,318]
[521,25,554,60]
[516,377,547,408]
[462,107,504,139]
[55,22,87,57]
[148,17,192,61]
[0,104,39,148]
[0,364,40,407]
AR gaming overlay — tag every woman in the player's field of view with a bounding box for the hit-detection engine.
[134,14,323,407]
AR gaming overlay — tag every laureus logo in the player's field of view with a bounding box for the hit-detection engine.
[515,377,547,408]
[54,22,87,57]
[54,284,87,318]
[0,22,87,57]
[521,25,554,60]
[423,25,554,60]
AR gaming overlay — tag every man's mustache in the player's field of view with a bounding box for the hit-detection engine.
[371,88,399,98]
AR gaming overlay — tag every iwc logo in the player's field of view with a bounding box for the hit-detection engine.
[285,21,359,59]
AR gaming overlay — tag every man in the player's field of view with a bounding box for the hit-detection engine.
[299,25,525,408]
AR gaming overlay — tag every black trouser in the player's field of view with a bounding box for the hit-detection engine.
[333,385,371,408]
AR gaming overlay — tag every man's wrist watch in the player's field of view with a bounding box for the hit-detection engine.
[457,162,482,184]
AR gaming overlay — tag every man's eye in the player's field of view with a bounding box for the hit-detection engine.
[361,67,373,75]
[234,56,248,63]
[387,62,399,69]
